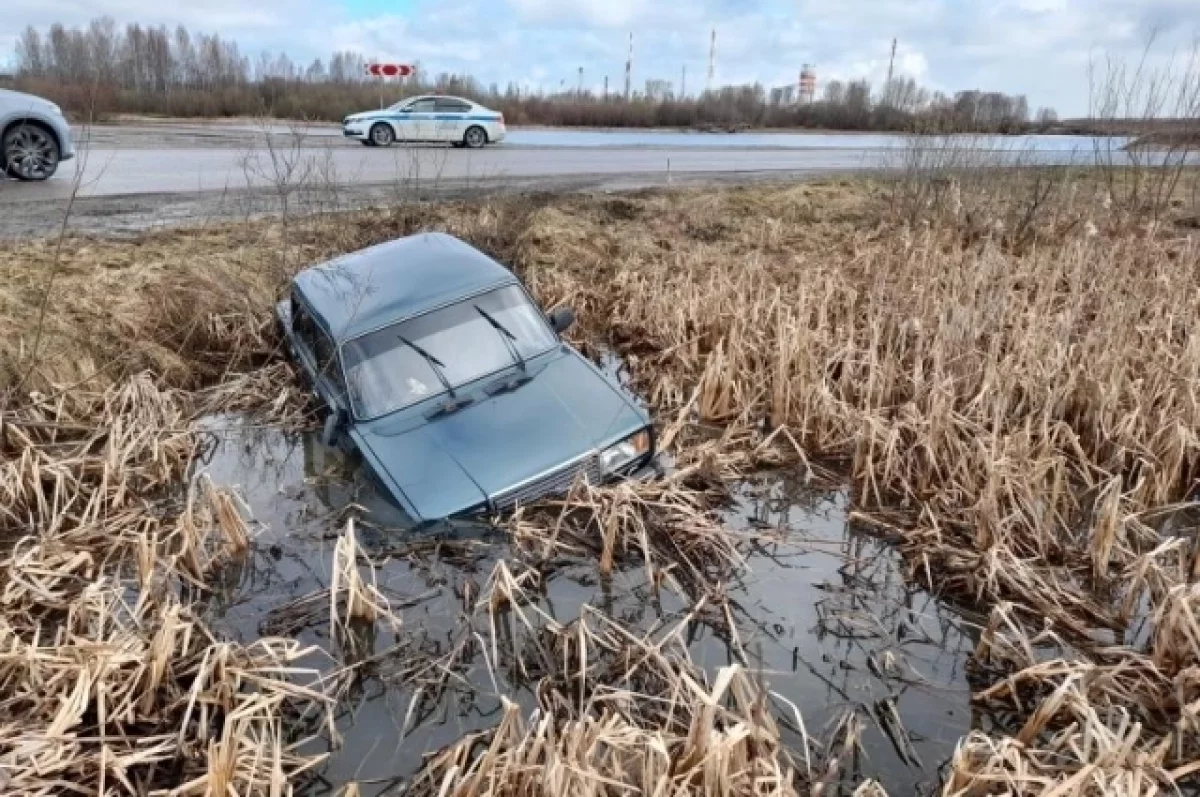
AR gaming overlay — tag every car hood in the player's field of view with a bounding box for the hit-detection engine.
[0,89,59,115]
[355,350,645,520]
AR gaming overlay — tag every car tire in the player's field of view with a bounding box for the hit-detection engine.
[3,121,60,181]
[369,123,395,147]
[463,126,487,149]
[360,139,376,147]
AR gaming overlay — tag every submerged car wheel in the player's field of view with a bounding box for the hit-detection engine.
[463,126,487,149]
[370,123,395,147]
[3,122,60,181]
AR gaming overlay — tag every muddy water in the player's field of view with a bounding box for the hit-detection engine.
[196,417,976,795]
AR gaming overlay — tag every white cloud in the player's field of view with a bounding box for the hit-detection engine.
[506,0,647,27]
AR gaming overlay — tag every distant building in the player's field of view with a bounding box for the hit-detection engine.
[644,79,673,100]
[799,65,817,103]
[770,85,797,105]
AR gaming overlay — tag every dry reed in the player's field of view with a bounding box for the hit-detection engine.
[329,518,403,657]
[0,370,334,794]
[494,181,1200,793]
[506,477,745,601]
[407,606,805,797]
[7,175,1200,794]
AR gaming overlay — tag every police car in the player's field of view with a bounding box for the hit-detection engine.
[342,95,507,148]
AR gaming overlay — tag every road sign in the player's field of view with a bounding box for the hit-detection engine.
[366,63,415,78]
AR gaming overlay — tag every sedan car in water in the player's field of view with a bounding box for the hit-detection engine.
[0,88,76,181]
[277,233,655,523]
[342,95,506,149]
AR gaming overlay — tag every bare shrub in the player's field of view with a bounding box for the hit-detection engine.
[1090,38,1200,223]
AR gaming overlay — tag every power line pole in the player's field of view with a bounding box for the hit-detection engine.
[603,74,608,98]
[707,28,716,94]
[680,64,686,99]
[578,66,584,95]
[886,37,897,105]
[624,32,633,100]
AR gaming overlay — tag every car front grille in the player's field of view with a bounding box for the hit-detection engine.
[493,455,602,512]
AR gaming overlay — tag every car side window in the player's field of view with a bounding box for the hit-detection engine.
[292,296,346,397]
[435,99,471,113]
[313,335,346,396]
[292,295,320,354]
[407,99,436,113]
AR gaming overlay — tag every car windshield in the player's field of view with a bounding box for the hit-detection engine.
[341,285,559,419]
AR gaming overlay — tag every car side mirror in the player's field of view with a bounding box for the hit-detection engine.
[321,408,348,446]
[549,307,576,334]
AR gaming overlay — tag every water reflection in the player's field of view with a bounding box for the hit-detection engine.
[195,418,975,795]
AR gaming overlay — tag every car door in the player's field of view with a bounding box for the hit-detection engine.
[397,97,437,142]
[433,98,472,142]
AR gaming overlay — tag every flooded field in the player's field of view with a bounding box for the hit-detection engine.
[197,414,976,795]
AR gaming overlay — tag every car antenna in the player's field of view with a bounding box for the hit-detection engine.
[397,334,456,398]
[474,304,526,372]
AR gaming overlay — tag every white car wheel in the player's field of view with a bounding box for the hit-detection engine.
[4,123,60,181]
[463,126,487,149]
[370,123,395,147]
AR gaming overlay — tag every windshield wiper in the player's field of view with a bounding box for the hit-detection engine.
[398,334,456,398]
[474,305,526,373]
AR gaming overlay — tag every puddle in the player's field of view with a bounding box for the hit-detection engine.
[196,416,975,794]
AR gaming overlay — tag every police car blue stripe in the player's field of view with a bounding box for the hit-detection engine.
[349,114,502,123]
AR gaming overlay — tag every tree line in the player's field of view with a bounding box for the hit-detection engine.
[9,18,1054,133]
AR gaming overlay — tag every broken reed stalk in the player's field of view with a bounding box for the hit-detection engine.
[408,606,805,797]
[507,477,746,602]
[0,371,334,794]
[329,518,401,641]
[950,593,1200,792]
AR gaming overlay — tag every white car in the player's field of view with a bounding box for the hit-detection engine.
[1,88,76,181]
[343,95,506,149]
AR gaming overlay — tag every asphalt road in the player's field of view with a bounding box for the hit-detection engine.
[0,122,1127,237]
[2,142,882,202]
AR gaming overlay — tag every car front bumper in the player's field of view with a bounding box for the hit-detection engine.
[342,124,369,140]
[48,115,75,161]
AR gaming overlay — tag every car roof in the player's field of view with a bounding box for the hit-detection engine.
[293,232,517,342]
[405,94,475,105]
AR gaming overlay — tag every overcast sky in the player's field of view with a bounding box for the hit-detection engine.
[4,0,1198,115]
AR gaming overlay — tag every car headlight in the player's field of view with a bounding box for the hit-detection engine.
[599,429,651,474]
